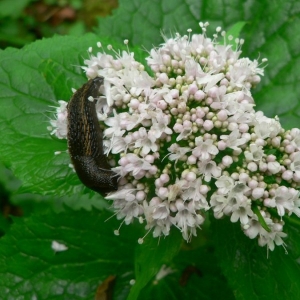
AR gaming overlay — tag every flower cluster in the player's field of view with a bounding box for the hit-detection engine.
[50,22,300,251]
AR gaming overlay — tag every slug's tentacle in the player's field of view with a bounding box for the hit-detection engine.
[67,77,118,193]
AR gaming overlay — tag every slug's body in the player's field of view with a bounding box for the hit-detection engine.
[67,77,118,193]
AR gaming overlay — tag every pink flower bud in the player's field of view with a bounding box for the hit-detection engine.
[252,187,264,199]
[194,90,205,101]
[217,110,227,121]
[203,120,214,131]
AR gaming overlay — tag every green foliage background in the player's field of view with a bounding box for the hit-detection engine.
[0,0,300,299]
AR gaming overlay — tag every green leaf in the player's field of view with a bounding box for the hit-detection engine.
[211,217,300,300]
[283,215,300,258]
[0,35,88,196]
[0,162,22,234]
[0,162,21,194]
[96,0,203,49]
[0,0,32,18]
[11,192,110,216]
[140,241,235,300]
[127,229,182,300]
[0,209,142,299]
[241,1,300,129]
[226,22,247,39]
[95,0,252,50]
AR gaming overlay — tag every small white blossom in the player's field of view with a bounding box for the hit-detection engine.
[50,100,68,139]
[215,175,234,195]
[198,160,221,182]
[155,265,175,282]
[167,144,191,163]
[51,240,68,252]
[244,144,265,162]
[254,115,282,139]
[230,200,253,225]
[172,200,205,241]
[267,161,281,174]
[244,215,266,239]
[258,223,287,251]
[182,178,210,210]
[134,127,158,155]
[220,129,246,150]
[291,128,300,149]
[266,186,298,217]
[192,137,219,161]
[290,151,300,176]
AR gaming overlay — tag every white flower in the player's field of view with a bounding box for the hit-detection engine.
[210,194,228,218]
[230,182,250,195]
[113,153,152,178]
[185,58,204,78]
[198,160,221,182]
[290,151,300,176]
[152,202,170,220]
[228,58,263,89]
[197,73,225,92]
[116,200,143,224]
[291,128,300,149]
[151,112,172,138]
[107,188,143,224]
[217,182,250,217]
[220,129,246,150]
[244,144,265,161]
[104,109,124,137]
[106,133,127,154]
[106,187,136,201]
[252,187,264,199]
[134,127,158,155]
[155,265,175,282]
[167,179,187,202]
[290,193,300,217]
[267,161,281,174]
[192,137,219,161]
[144,199,172,237]
[175,122,192,141]
[243,215,266,239]
[146,48,164,70]
[258,223,287,251]
[172,200,205,241]
[254,115,282,139]
[182,178,210,210]
[167,144,191,163]
[215,175,235,195]
[266,186,298,217]
[51,240,68,252]
[50,100,68,139]
[230,201,253,225]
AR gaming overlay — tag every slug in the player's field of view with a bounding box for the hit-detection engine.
[67,77,118,193]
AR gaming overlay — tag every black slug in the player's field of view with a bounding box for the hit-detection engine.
[67,77,118,193]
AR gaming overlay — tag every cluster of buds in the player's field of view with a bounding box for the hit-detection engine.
[50,22,300,251]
